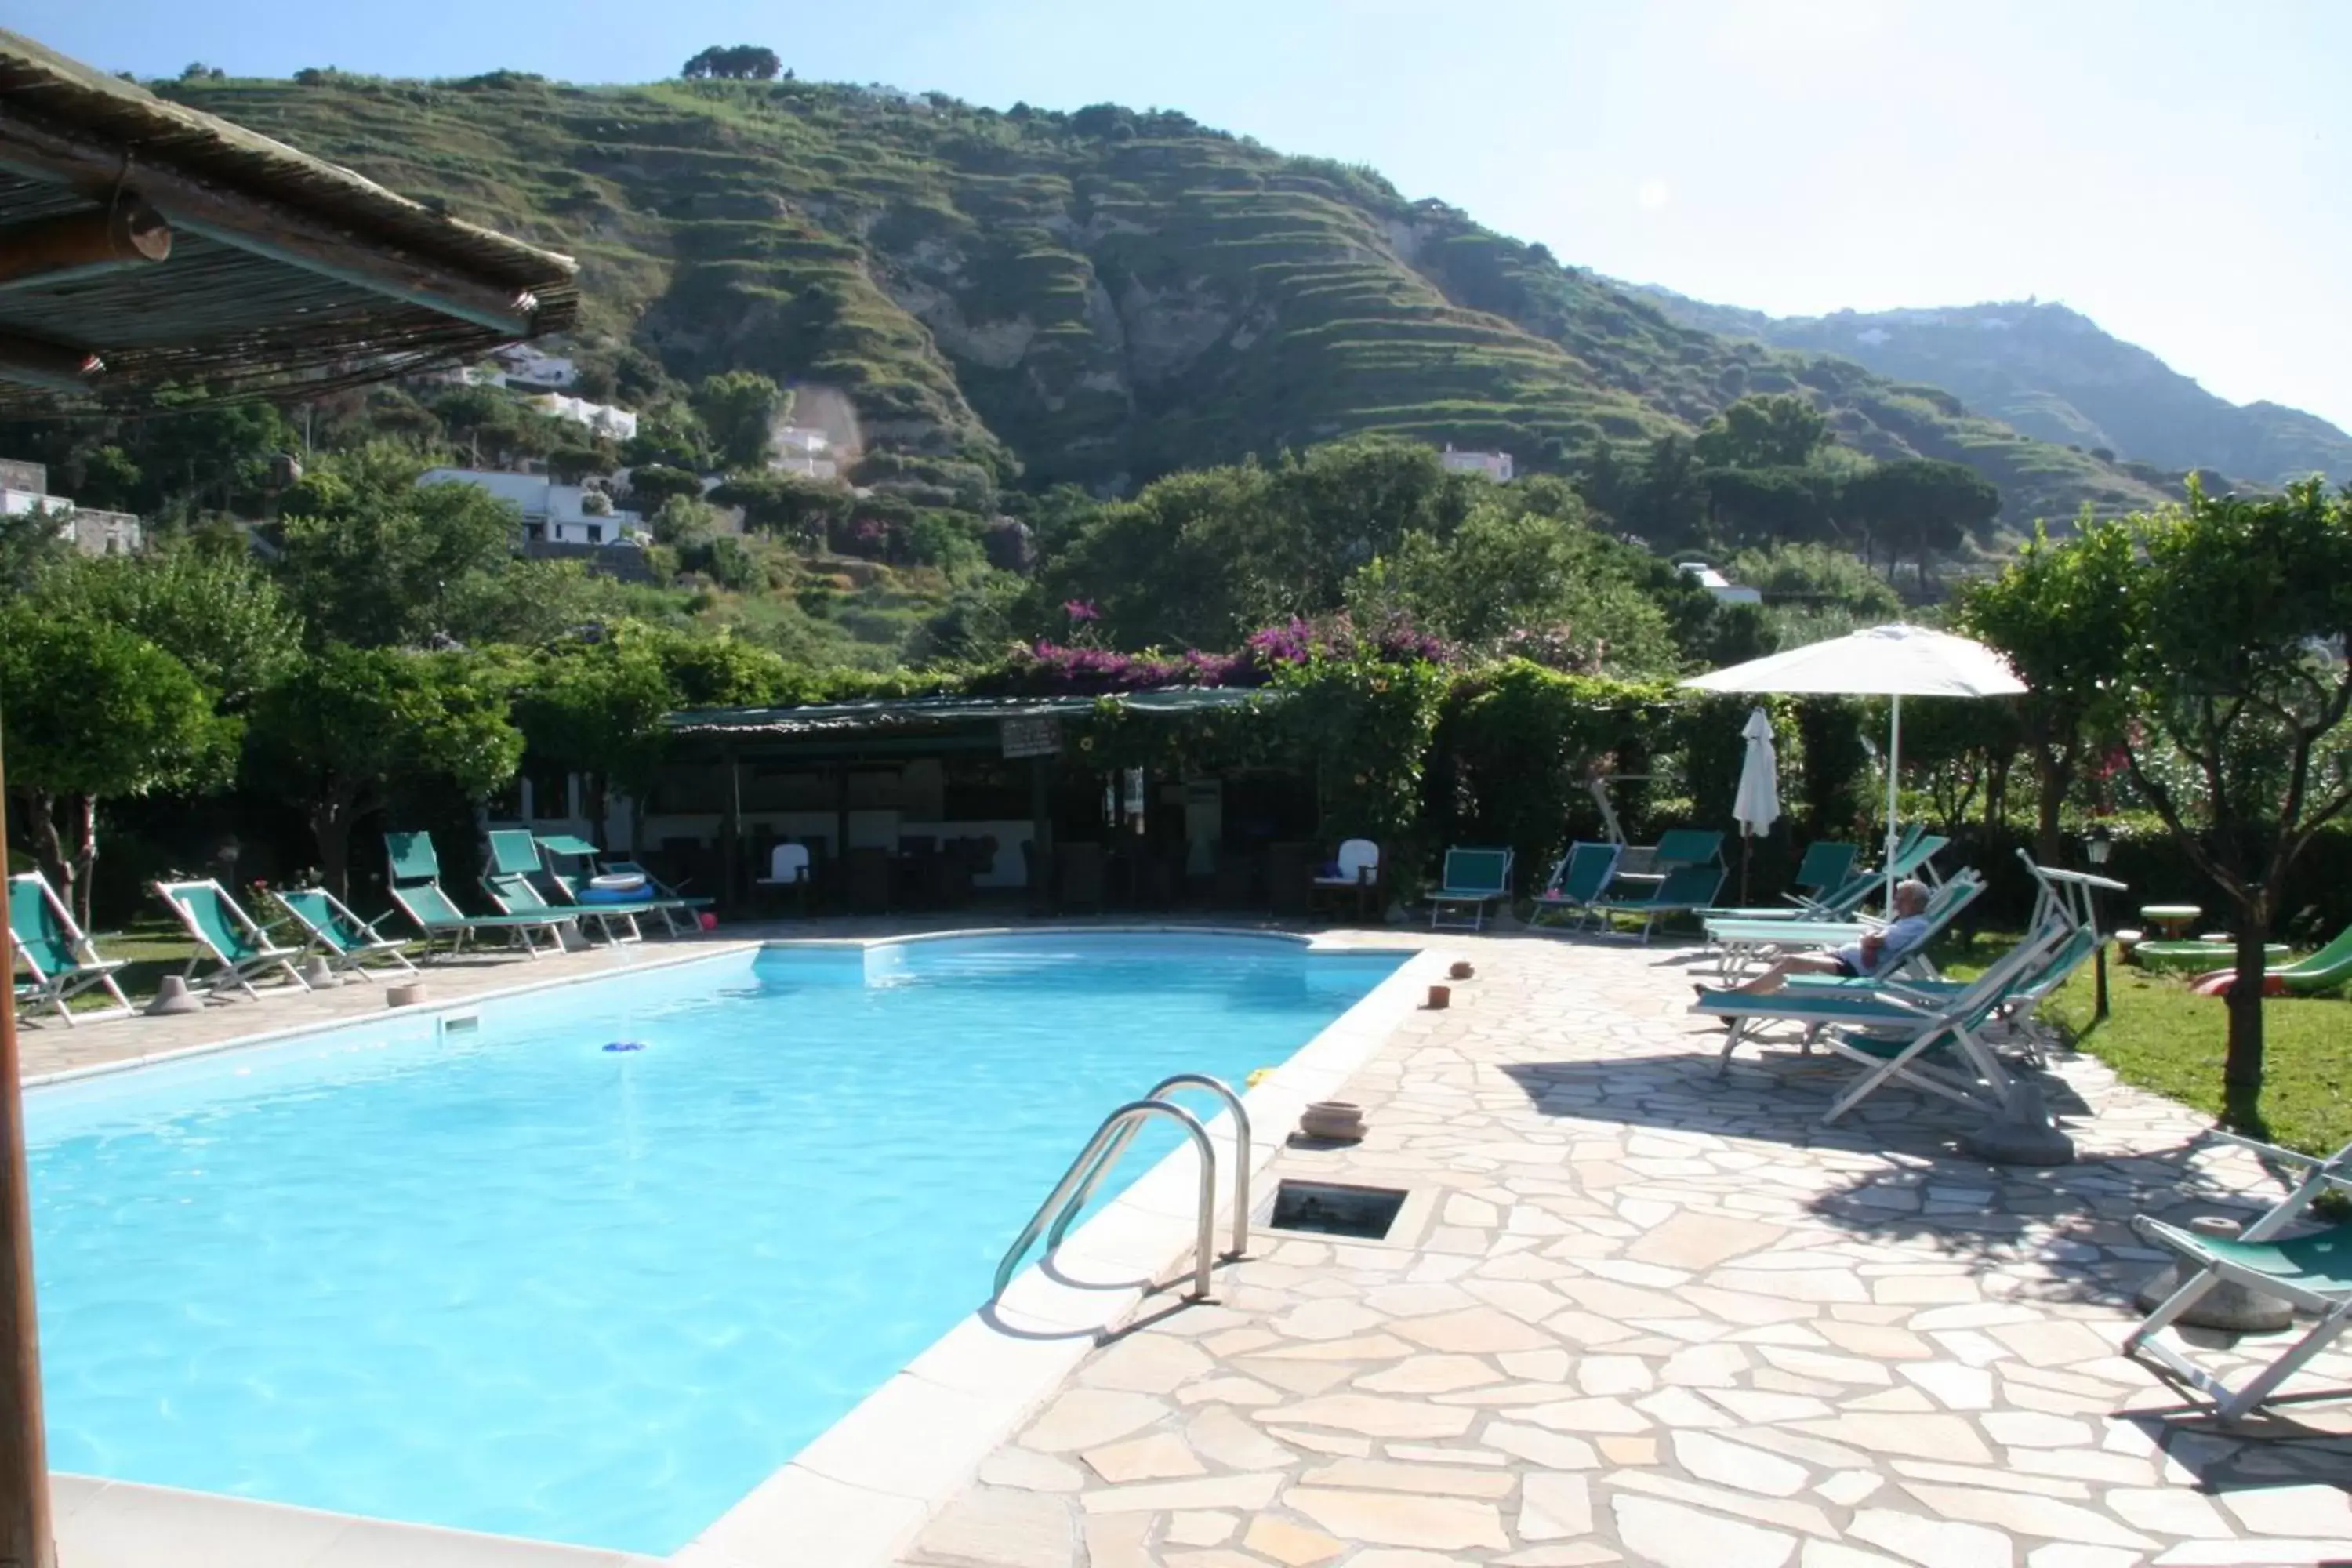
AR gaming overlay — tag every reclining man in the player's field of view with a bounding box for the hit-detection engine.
[1726,878,1934,995]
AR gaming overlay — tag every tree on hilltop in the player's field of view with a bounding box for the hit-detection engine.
[681,45,782,81]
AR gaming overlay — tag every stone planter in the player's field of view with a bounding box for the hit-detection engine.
[1298,1101,1365,1143]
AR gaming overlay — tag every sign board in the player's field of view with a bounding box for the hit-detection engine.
[1000,714,1063,760]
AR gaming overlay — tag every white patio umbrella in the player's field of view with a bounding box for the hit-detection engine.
[1732,706,1780,903]
[1684,623,2027,905]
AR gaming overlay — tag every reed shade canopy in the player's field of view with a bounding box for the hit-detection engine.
[0,28,579,411]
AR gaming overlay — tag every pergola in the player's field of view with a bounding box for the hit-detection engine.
[0,31,578,1568]
[0,31,577,405]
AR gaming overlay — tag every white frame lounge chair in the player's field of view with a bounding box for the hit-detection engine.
[2126,1132,2352,1421]
[1705,869,1986,983]
[271,886,419,978]
[386,831,574,960]
[153,878,310,1000]
[1691,920,2071,1123]
[1529,840,1623,935]
[8,869,132,1025]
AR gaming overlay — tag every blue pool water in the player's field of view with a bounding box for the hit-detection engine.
[27,933,1403,1552]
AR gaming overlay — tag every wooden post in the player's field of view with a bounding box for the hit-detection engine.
[719,744,741,915]
[0,736,58,1568]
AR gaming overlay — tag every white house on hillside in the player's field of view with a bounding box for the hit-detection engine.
[0,458,141,555]
[1439,445,1514,482]
[1676,562,1762,606]
[528,393,639,442]
[494,344,579,389]
[771,425,839,480]
[419,469,644,546]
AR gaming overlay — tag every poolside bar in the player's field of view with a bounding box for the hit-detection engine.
[625,688,1348,916]
[0,31,579,1563]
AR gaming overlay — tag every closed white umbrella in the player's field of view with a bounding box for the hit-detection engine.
[1730,706,1781,903]
[1732,706,1780,903]
[1684,624,2027,904]
[1733,706,1780,836]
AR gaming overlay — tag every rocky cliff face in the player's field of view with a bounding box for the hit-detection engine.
[1632,290,2352,488]
[167,73,2176,520]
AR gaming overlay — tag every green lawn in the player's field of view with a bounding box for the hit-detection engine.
[1934,930,2352,1157]
[84,919,209,1003]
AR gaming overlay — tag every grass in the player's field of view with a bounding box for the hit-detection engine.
[1934,929,2352,1158]
[18,918,204,1018]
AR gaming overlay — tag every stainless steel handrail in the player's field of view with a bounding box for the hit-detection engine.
[1044,1074,1250,1263]
[993,1098,1217,1301]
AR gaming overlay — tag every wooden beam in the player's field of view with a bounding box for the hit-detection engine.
[0,104,544,336]
[0,330,103,392]
[0,197,171,292]
[0,748,60,1568]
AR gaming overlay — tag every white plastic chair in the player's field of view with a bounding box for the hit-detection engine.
[757,842,812,913]
[1312,838,1380,920]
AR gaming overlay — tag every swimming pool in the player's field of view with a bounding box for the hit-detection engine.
[27,932,1405,1553]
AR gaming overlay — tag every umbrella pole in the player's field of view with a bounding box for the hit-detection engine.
[1740,829,1752,906]
[1885,695,1902,911]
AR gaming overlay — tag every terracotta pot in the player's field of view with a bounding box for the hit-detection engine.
[1425,983,1451,1009]
[1449,960,1475,981]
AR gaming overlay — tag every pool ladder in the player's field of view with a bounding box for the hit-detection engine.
[993,1073,1251,1301]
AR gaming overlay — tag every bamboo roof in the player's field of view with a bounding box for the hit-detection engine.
[668,688,1276,739]
[0,31,580,412]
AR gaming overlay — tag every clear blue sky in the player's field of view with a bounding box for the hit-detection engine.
[22,0,2351,434]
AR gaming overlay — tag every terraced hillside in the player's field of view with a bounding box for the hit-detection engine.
[166,71,2172,521]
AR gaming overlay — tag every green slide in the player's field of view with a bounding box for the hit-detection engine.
[2275,924,2352,993]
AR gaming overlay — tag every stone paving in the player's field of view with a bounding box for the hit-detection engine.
[895,934,2352,1568]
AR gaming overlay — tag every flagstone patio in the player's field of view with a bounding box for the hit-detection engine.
[894,933,2352,1568]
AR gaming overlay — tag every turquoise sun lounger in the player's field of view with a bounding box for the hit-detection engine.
[154,879,310,1000]
[1690,919,2071,1123]
[387,831,575,959]
[9,869,132,1025]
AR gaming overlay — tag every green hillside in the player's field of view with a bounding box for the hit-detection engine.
[161,71,2173,524]
[1629,288,2352,489]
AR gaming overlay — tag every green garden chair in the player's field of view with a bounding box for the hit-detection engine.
[2128,1132,2352,1421]
[153,879,310,1000]
[8,869,132,1026]
[1426,848,1514,931]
